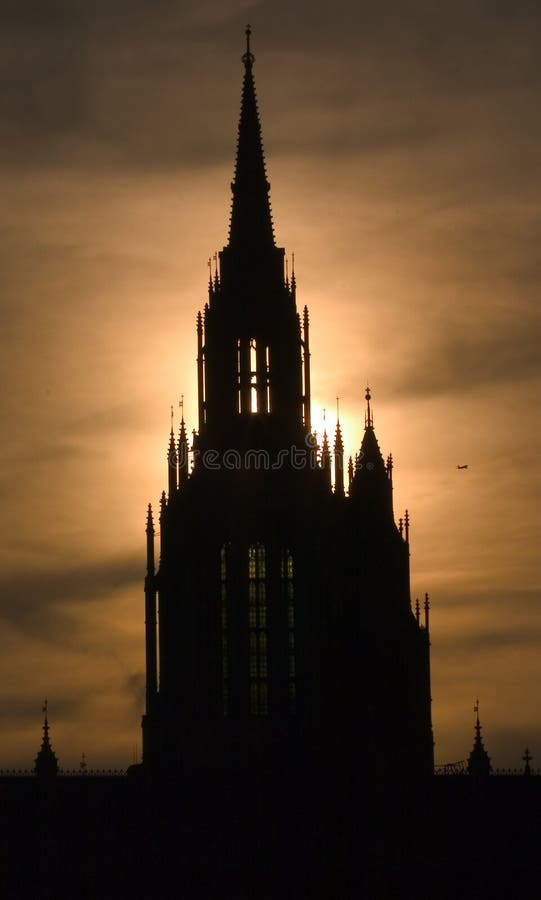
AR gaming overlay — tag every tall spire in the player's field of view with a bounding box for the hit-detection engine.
[228,26,275,250]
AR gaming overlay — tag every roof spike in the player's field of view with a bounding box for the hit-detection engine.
[424,592,430,633]
[178,404,189,489]
[243,23,254,66]
[334,418,344,453]
[146,502,154,533]
[364,385,373,429]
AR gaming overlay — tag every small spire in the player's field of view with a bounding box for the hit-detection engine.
[334,418,344,453]
[404,509,410,543]
[80,752,88,775]
[178,406,189,489]
[291,252,296,287]
[146,503,154,534]
[348,455,354,489]
[474,698,481,739]
[424,592,430,633]
[167,418,177,497]
[523,748,533,776]
[468,699,492,777]
[415,597,421,625]
[334,413,345,498]
[321,426,331,492]
[398,517,403,537]
[34,699,59,778]
[364,386,373,429]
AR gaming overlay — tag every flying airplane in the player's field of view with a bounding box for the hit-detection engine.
[456,464,469,470]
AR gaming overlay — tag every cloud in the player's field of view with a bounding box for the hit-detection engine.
[0,555,141,638]
[395,314,541,397]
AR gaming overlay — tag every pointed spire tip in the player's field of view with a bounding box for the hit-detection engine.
[242,24,255,66]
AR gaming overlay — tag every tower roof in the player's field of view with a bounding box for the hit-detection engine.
[228,27,275,251]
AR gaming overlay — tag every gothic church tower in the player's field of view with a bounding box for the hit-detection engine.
[141,30,434,782]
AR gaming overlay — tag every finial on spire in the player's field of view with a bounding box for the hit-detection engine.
[243,24,254,66]
[348,455,354,489]
[474,698,481,735]
[179,395,185,423]
[523,747,533,776]
[364,386,373,429]
[424,592,430,633]
[170,404,174,432]
[336,396,340,422]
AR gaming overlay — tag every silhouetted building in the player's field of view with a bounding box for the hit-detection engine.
[4,30,541,900]
[140,27,434,784]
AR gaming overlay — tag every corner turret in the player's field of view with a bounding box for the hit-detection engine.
[349,388,394,524]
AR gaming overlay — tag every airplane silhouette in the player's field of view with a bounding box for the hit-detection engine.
[456,464,469,470]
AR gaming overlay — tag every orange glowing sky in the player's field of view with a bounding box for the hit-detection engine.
[1,2,540,770]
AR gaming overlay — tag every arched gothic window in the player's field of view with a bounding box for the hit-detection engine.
[281,550,296,713]
[248,544,268,715]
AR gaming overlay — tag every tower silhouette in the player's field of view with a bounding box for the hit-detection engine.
[141,29,434,783]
